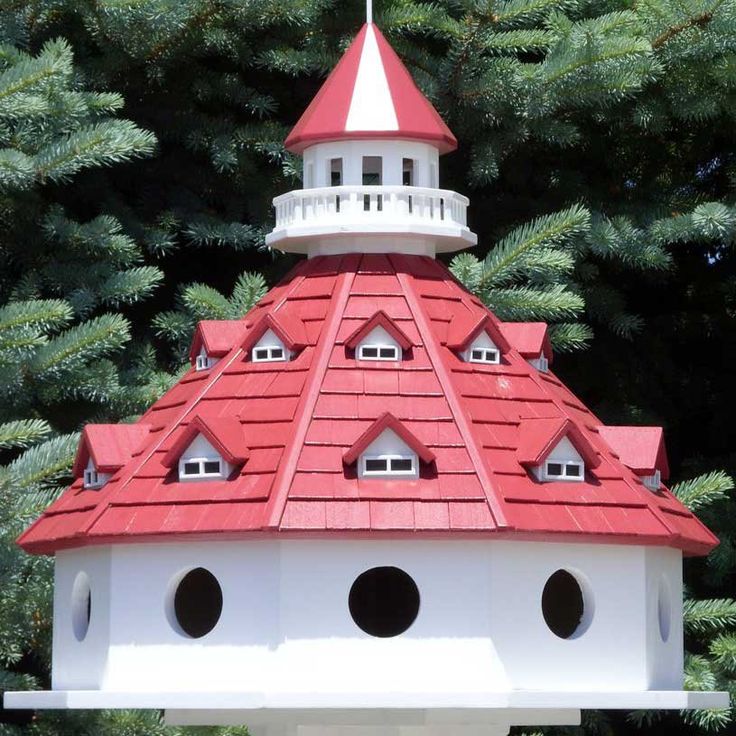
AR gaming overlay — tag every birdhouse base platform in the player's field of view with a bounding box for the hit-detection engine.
[4,689,728,729]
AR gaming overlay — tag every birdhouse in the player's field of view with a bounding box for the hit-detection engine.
[4,10,728,736]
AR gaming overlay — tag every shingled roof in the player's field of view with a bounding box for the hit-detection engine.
[19,254,716,556]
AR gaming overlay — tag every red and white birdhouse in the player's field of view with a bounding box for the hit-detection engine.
[5,9,728,736]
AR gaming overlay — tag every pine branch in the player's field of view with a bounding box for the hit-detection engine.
[673,471,734,512]
[683,599,736,634]
[0,420,50,450]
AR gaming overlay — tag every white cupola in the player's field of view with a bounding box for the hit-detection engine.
[266,22,477,258]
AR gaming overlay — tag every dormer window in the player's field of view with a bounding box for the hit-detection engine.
[251,329,289,363]
[177,434,231,482]
[469,347,500,364]
[344,413,434,481]
[356,325,402,362]
[83,459,109,490]
[179,457,225,480]
[461,333,501,365]
[517,417,599,484]
[544,461,584,481]
[529,355,549,372]
[362,454,416,476]
[346,312,412,363]
[643,469,662,491]
[358,343,399,361]
[195,348,217,371]
[253,346,285,362]
[535,436,586,483]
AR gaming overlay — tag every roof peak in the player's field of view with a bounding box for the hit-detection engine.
[284,23,457,154]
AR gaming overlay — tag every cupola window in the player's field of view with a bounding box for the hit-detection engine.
[402,158,414,186]
[330,158,343,186]
[461,332,501,365]
[251,329,289,363]
[356,326,402,362]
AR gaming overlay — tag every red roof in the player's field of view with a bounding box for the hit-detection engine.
[72,424,152,476]
[500,322,552,361]
[20,254,716,556]
[189,320,249,363]
[284,24,457,154]
[599,426,670,479]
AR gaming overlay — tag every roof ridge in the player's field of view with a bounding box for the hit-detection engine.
[392,255,509,530]
[79,262,316,538]
[266,258,358,528]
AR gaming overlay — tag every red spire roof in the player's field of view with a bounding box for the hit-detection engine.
[285,24,457,154]
[19,255,716,556]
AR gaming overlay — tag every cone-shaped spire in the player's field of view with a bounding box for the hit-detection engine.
[285,24,457,154]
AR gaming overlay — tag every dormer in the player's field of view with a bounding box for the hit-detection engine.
[446,312,510,366]
[517,417,600,483]
[598,426,670,491]
[500,322,553,372]
[344,413,435,480]
[83,459,109,490]
[345,311,413,362]
[72,423,152,490]
[189,320,249,372]
[162,414,248,483]
[252,329,289,363]
[241,313,307,364]
[463,331,501,365]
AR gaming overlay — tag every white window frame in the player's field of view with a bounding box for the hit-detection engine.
[196,354,217,371]
[467,347,500,364]
[252,345,287,363]
[178,456,226,481]
[544,460,585,482]
[361,454,417,477]
[83,468,102,489]
[643,469,662,491]
[357,344,401,361]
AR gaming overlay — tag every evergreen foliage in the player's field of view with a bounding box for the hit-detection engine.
[0,2,734,736]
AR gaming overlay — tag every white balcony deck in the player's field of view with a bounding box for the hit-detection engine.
[266,185,477,255]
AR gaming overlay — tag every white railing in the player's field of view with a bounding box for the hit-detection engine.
[272,185,470,230]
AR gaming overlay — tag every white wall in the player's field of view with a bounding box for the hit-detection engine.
[302,140,439,189]
[52,546,112,689]
[51,539,684,696]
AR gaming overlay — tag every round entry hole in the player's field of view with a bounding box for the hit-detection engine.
[71,572,91,641]
[172,567,223,638]
[349,566,420,638]
[542,569,591,639]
